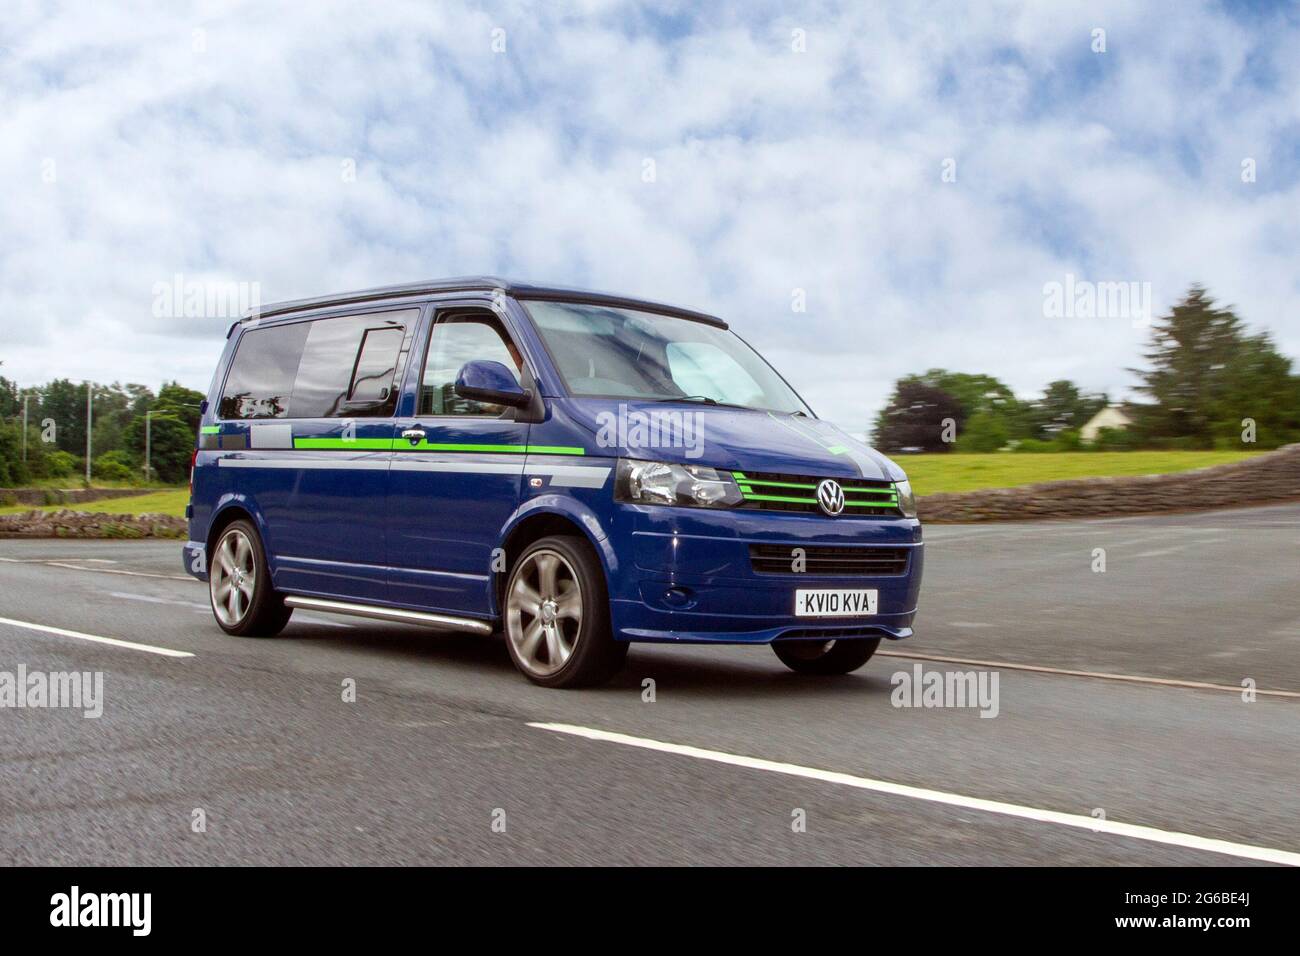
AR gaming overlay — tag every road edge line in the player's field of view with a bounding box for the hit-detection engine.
[528,721,1300,866]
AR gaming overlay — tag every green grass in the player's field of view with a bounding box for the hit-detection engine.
[900,451,1263,496]
[0,488,190,517]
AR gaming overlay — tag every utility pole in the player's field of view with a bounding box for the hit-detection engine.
[85,382,93,485]
[22,395,28,462]
[144,410,154,483]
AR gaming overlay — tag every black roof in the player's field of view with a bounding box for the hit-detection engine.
[247,277,727,328]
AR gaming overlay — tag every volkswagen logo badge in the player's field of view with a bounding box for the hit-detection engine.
[816,479,845,516]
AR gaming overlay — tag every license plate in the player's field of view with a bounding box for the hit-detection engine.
[794,588,878,618]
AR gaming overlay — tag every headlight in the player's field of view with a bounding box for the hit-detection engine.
[615,458,743,508]
[894,479,918,518]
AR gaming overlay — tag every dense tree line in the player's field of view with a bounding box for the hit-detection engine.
[0,378,205,485]
[873,286,1300,453]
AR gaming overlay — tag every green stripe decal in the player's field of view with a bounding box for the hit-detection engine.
[401,442,584,456]
[522,445,585,456]
[736,474,900,509]
[739,492,820,505]
[290,437,585,455]
[293,438,394,450]
[200,426,220,434]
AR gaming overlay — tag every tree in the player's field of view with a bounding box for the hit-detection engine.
[1209,332,1300,447]
[155,382,205,432]
[124,412,193,483]
[38,379,89,455]
[0,420,29,486]
[904,369,1018,419]
[872,381,966,452]
[1133,286,1300,448]
[955,410,1010,452]
[1132,286,1244,447]
[0,375,19,419]
[1029,380,1108,437]
[904,369,1032,441]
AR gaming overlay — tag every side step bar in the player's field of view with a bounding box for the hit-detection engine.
[284,595,494,635]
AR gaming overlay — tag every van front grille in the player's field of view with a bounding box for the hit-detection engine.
[733,470,901,516]
[749,544,910,576]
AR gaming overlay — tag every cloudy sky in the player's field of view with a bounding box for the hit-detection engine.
[3,0,1297,432]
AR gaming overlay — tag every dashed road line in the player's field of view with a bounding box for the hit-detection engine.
[0,556,190,581]
[529,721,1300,866]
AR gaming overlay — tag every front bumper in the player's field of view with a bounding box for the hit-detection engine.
[607,505,923,644]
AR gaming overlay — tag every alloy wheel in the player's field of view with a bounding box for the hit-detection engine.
[506,548,583,677]
[211,527,256,627]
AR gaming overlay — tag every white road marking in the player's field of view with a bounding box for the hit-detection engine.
[1135,546,1189,558]
[0,615,194,658]
[529,722,1300,866]
[876,649,1300,699]
[0,557,190,581]
[45,561,191,581]
[109,591,200,607]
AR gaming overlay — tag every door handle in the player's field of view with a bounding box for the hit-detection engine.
[401,428,426,446]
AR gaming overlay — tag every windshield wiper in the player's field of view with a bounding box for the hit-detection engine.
[646,395,753,410]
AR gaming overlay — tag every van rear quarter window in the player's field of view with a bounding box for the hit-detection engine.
[219,321,309,419]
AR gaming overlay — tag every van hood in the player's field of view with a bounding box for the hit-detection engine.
[558,399,905,481]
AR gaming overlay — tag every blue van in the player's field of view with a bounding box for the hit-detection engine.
[184,278,923,687]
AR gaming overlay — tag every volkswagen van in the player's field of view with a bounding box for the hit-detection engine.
[184,278,923,687]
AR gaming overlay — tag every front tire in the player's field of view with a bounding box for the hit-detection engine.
[772,637,880,675]
[209,519,292,637]
[504,535,627,688]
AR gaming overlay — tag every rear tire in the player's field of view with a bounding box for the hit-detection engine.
[772,637,880,675]
[504,534,627,688]
[209,519,292,637]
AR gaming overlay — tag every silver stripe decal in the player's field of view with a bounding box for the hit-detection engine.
[248,422,294,449]
[525,464,612,488]
[279,554,488,582]
[217,457,388,470]
[390,458,524,475]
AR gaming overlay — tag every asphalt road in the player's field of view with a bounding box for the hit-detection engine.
[1,504,1297,865]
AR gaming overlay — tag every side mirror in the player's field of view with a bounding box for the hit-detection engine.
[454,360,532,408]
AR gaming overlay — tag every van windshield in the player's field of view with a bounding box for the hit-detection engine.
[524,301,812,415]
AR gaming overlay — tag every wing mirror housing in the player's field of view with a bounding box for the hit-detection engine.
[454,360,532,408]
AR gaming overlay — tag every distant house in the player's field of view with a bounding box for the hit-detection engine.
[1080,405,1133,443]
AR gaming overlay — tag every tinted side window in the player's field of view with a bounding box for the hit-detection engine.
[349,327,405,405]
[418,313,523,417]
[288,318,367,418]
[220,311,413,420]
[219,322,310,419]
